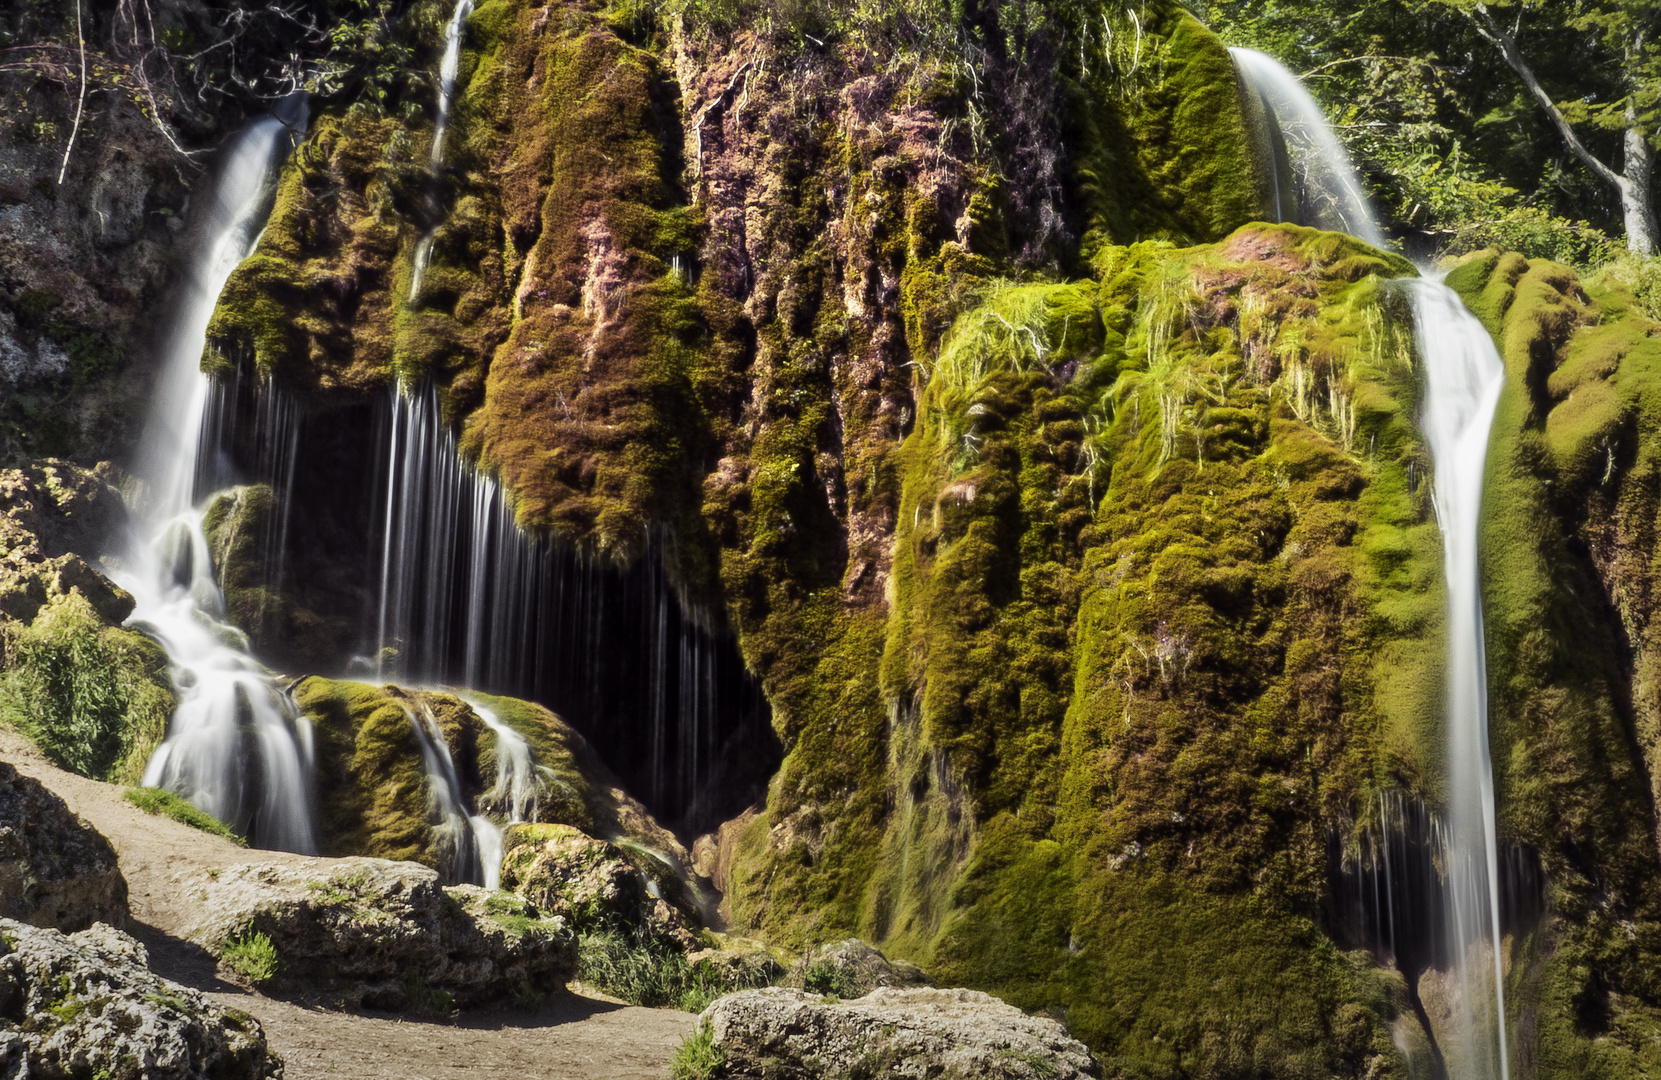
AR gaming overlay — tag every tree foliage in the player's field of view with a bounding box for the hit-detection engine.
[1197,0,1657,261]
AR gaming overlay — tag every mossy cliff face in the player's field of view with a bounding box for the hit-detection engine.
[175,0,1661,1074]
[1443,252,1661,1078]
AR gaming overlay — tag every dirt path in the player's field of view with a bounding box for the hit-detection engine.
[0,731,695,1080]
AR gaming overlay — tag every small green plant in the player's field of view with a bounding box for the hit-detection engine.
[220,930,278,984]
[123,788,247,846]
[577,928,772,1011]
[802,960,861,999]
[402,974,456,1017]
[1,594,173,783]
[669,1020,725,1080]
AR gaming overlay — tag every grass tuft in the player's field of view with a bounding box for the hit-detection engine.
[123,787,247,846]
[669,1020,724,1080]
[577,929,773,1012]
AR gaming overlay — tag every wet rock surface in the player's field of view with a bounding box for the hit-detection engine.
[0,917,281,1080]
[702,986,1099,1079]
[0,762,126,932]
[176,857,575,1010]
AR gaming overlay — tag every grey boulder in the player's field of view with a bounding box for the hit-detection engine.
[177,858,574,1010]
[702,986,1099,1079]
[0,917,280,1079]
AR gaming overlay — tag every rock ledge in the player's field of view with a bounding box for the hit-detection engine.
[703,985,1098,1079]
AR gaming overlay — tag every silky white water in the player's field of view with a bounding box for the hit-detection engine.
[1236,46,1513,1077]
[407,0,475,303]
[464,696,545,824]
[430,0,475,167]
[1228,47,1387,248]
[123,103,319,853]
[1411,277,1511,1080]
[400,697,500,888]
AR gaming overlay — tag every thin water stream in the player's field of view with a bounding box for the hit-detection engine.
[1410,278,1511,1080]
[1235,47,1513,1079]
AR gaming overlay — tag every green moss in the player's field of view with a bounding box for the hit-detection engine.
[123,787,247,846]
[294,677,481,873]
[1071,5,1274,257]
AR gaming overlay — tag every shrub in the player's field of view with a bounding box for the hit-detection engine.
[0,594,174,782]
[577,929,773,1011]
[220,930,278,984]
[801,959,863,999]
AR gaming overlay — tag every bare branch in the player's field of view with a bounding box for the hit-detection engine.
[56,0,86,185]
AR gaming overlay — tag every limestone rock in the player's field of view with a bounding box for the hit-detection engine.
[703,986,1099,1080]
[500,823,648,932]
[684,945,784,988]
[789,938,933,999]
[0,461,131,626]
[0,917,280,1079]
[0,762,126,932]
[176,858,574,1009]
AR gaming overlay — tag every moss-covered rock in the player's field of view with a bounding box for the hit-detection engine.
[1440,250,1661,1079]
[176,857,575,1010]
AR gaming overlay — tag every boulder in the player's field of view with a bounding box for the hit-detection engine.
[0,917,280,1079]
[702,987,1099,1080]
[176,858,574,1010]
[789,938,932,999]
[500,823,698,947]
[0,761,126,931]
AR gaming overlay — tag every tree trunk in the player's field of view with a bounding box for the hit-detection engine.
[1471,5,1657,256]
[1620,108,1657,256]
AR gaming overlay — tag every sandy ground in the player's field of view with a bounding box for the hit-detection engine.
[0,730,695,1080]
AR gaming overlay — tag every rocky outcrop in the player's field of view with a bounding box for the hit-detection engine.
[0,762,126,932]
[701,987,1098,1080]
[787,939,931,999]
[176,858,574,1009]
[0,917,280,1079]
[0,461,131,626]
[499,823,701,950]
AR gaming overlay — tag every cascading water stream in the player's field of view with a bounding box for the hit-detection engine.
[430,0,474,168]
[121,100,320,853]
[1234,46,1512,1078]
[1410,278,1511,1080]
[409,0,475,301]
[403,697,501,889]
[1229,47,1387,248]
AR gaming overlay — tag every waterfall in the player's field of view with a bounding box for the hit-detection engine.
[408,0,474,303]
[121,99,320,853]
[1411,277,1511,1080]
[367,382,771,829]
[1228,47,1387,248]
[465,696,544,824]
[403,696,501,888]
[1237,45,1515,1077]
[430,0,475,168]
